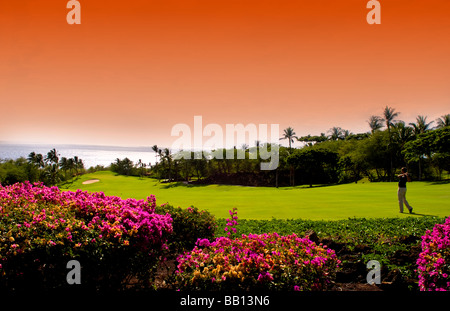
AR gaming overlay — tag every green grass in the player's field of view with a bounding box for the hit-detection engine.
[61,171,450,220]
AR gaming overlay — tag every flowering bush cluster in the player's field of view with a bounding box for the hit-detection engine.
[176,231,340,291]
[0,182,173,290]
[224,207,238,238]
[417,216,450,291]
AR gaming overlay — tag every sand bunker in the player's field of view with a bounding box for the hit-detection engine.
[82,179,100,185]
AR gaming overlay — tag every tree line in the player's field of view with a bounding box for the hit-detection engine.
[1,107,448,187]
[0,148,85,186]
[148,107,449,187]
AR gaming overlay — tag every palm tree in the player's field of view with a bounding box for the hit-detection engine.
[280,127,298,151]
[67,157,75,180]
[392,122,414,176]
[409,115,433,136]
[151,144,160,179]
[45,148,59,166]
[72,156,79,177]
[158,148,163,161]
[327,127,344,141]
[383,106,399,132]
[435,114,450,128]
[152,145,159,163]
[27,152,45,181]
[392,122,414,147]
[28,152,45,168]
[27,152,36,164]
[280,127,298,186]
[59,157,70,180]
[163,148,172,182]
[382,106,399,181]
[74,156,84,177]
[342,129,352,139]
[408,116,433,181]
[367,115,384,134]
[36,153,44,168]
[136,159,146,179]
[42,149,60,185]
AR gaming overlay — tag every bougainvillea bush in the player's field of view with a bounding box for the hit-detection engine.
[175,232,340,291]
[417,216,450,291]
[0,182,173,291]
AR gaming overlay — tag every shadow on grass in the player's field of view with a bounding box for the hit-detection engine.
[157,181,358,190]
[408,212,439,217]
[57,176,81,189]
[160,181,211,189]
[428,179,450,185]
[279,183,343,190]
[159,181,345,190]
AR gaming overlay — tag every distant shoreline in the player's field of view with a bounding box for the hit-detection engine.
[0,142,154,152]
[0,143,156,168]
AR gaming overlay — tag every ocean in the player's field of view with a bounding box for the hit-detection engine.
[0,143,157,168]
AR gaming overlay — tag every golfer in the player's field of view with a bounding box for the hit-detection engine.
[398,167,413,213]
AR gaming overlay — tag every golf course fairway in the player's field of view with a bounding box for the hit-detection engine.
[61,171,450,220]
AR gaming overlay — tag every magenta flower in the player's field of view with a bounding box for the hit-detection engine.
[257,271,274,282]
[417,216,450,291]
[176,231,339,291]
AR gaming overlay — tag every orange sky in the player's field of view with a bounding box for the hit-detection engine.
[0,0,449,147]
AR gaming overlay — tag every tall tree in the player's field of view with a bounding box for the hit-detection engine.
[435,114,450,128]
[45,148,60,166]
[152,145,159,163]
[112,158,133,176]
[280,127,298,186]
[27,152,45,168]
[382,106,399,181]
[163,148,172,182]
[59,157,70,180]
[280,127,298,150]
[136,159,146,179]
[408,116,433,180]
[27,152,36,165]
[392,121,414,148]
[68,157,76,179]
[392,121,414,169]
[327,127,345,141]
[403,127,450,180]
[27,152,44,182]
[383,106,399,131]
[409,115,433,136]
[367,115,384,134]
[73,156,84,178]
[342,129,352,139]
[43,149,60,185]
[287,148,339,188]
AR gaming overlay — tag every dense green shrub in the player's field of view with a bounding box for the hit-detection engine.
[155,204,217,253]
